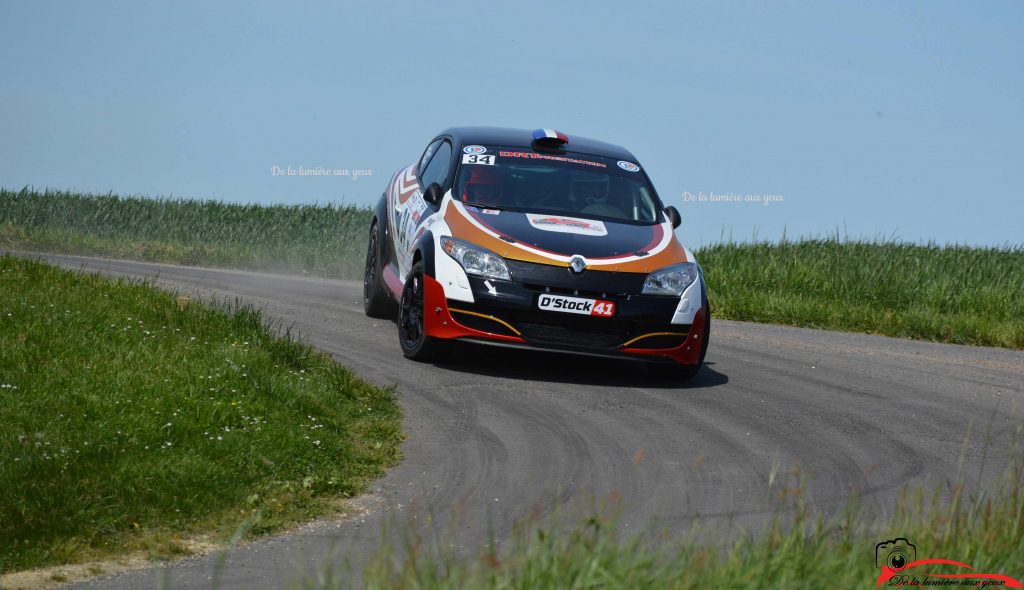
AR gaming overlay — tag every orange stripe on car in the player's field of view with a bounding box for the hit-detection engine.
[443,201,688,273]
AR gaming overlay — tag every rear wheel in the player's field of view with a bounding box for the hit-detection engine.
[647,304,711,382]
[398,261,450,361]
[363,221,396,318]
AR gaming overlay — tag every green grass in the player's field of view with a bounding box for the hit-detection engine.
[343,462,1024,590]
[0,255,402,573]
[3,187,1023,349]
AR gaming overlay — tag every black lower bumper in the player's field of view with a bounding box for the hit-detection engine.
[450,269,692,353]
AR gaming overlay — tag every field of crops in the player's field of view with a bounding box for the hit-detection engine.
[3,187,1022,349]
[0,188,372,278]
[700,239,1024,349]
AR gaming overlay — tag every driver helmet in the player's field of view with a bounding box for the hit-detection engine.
[462,166,504,206]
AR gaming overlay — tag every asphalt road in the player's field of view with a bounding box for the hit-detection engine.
[17,253,1022,589]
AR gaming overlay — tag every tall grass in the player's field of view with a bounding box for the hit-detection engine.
[342,461,1024,589]
[0,187,371,277]
[3,187,1022,348]
[700,239,1024,349]
[0,255,402,572]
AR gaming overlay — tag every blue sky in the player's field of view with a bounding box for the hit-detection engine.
[1,1,1021,247]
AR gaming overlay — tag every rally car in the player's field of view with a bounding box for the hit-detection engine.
[363,127,710,380]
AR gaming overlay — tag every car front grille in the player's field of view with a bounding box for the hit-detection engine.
[517,322,631,350]
[506,259,647,296]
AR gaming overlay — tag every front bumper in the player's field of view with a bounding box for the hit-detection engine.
[424,260,707,365]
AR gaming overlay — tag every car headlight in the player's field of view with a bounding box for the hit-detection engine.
[642,262,698,296]
[440,237,511,281]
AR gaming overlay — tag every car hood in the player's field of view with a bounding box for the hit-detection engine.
[444,201,688,272]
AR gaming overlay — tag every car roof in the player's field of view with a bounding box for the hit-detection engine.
[438,126,638,161]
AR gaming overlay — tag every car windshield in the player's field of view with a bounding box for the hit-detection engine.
[454,147,661,224]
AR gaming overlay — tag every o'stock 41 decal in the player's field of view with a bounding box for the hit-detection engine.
[617,161,640,172]
[526,214,608,236]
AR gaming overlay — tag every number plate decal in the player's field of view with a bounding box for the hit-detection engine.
[537,295,615,317]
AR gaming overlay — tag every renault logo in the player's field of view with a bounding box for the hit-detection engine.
[569,255,587,274]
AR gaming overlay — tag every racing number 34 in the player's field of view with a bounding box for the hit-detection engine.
[462,154,495,165]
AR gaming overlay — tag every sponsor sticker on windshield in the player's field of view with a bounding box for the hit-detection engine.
[499,151,607,168]
[617,161,640,172]
[526,214,608,236]
[463,145,487,154]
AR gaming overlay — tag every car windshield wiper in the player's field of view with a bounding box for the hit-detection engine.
[463,202,503,211]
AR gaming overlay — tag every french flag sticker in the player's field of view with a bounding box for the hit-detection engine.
[533,128,569,144]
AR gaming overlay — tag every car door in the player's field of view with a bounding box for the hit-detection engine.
[394,138,452,279]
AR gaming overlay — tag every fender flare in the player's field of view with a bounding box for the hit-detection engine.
[413,229,436,278]
[696,263,710,313]
[371,192,392,268]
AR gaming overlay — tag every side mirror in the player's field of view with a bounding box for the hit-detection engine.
[424,182,443,205]
[664,205,681,229]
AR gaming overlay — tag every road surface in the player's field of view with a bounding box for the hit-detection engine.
[12,253,1020,589]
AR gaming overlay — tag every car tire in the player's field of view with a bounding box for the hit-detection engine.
[363,220,396,319]
[647,303,711,382]
[398,261,450,362]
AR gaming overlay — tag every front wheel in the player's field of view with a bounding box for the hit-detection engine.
[398,261,450,362]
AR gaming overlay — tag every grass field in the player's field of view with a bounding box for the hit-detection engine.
[0,255,402,573]
[349,462,1024,589]
[3,187,1022,349]
[700,239,1024,349]
[0,188,371,278]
